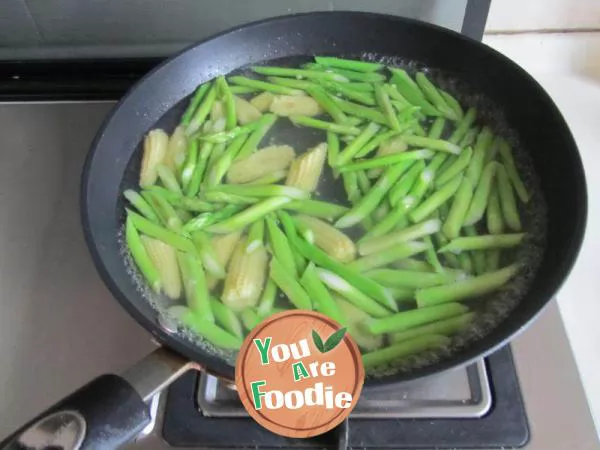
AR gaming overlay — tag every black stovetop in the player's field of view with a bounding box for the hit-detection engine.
[162,346,528,449]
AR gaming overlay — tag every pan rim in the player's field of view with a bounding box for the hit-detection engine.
[80,10,588,388]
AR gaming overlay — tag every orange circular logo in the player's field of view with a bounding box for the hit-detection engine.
[235,310,364,438]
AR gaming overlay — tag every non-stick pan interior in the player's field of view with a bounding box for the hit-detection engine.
[82,12,586,385]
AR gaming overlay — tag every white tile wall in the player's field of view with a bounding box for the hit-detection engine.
[486,0,600,32]
[484,32,600,81]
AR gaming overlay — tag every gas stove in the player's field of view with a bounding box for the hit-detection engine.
[157,347,527,449]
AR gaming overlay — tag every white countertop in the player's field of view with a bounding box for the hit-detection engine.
[485,33,600,436]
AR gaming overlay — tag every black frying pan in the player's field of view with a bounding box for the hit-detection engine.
[1,11,586,449]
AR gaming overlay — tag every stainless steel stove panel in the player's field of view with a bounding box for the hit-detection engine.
[197,361,491,419]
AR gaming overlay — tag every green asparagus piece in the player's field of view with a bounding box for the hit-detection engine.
[156,164,182,195]
[487,187,504,234]
[198,120,260,144]
[269,256,312,310]
[463,225,486,275]
[338,149,433,173]
[256,279,278,318]
[388,161,423,207]
[442,176,474,240]
[180,252,214,321]
[205,134,248,187]
[401,135,461,155]
[191,231,226,279]
[252,65,349,82]
[183,205,243,233]
[365,268,464,289]
[394,258,434,272]
[241,309,262,331]
[389,68,439,116]
[358,218,441,255]
[265,215,297,275]
[304,63,386,82]
[498,139,530,203]
[448,107,477,144]
[320,80,376,105]
[284,199,349,221]
[301,263,346,325]
[124,190,160,223]
[416,264,520,307]
[439,233,525,253]
[368,303,468,334]
[210,297,244,338]
[349,241,429,272]
[389,312,474,344]
[336,162,411,228]
[236,113,277,160]
[409,174,463,223]
[415,72,457,120]
[146,186,213,212]
[202,192,258,205]
[487,250,502,272]
[362,203,408,239]
[207,196,292,234]
[229,85,259,94]
[496,164,522,231]
[215,76,237,131]
[314,56,383,72]
[374,84,401,130]
[266,76,318,91]
[245,219,265,253]
[125,216,162,292]
[306,86,348,123]
[180,308,243,349]
[289,115,361,135]
[336,122,382,165]
[342,171,361,204]
[435,147,473,187]
[209,184,309,201]
[317,268,394,316]
[465,127,494,186]
[228,76,304,96]
[327,131,340,167]
[181,83,211,127]
[439,89,464,120]
[424,235,445,273]
[459,127,479,148]
[363,335,450,369]
[354,130,403,158]
[180,140,199,189]
[330,96,388,124]
[457,252,474,274]
[187,85,218,135]
[127,209,193,252]
[464,161,499,226]
[142,190,183,231]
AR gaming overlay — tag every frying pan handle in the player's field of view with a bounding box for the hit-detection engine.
[0,347,197,450]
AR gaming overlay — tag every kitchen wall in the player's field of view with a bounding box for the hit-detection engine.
[484,0,600,81]
[0,0,467,59]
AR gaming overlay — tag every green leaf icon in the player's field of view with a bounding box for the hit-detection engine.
[323,327,347,353]
[312,327,347,353]
[312,329,325,352]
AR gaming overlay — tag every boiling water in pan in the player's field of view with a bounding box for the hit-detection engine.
[118,54,547,376]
